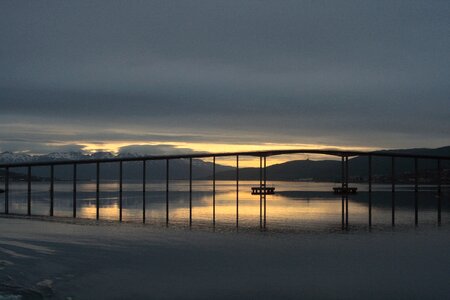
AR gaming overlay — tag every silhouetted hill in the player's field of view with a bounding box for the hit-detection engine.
[211,146,450,182]
[348,146,450,179]
[212,160,341,181]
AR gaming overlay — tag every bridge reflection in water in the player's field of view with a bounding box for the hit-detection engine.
[0,149,449,231]
[1,181,449,231]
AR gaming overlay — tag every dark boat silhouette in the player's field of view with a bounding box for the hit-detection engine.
[251,187,275,195]
[333,184,357,194]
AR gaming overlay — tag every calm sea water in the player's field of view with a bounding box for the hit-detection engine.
[1,180,449,231]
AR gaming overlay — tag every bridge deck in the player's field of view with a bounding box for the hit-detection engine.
[1,148,449,168]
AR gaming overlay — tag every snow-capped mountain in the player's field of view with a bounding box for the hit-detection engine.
[0,150,233,180]
[0,151,123,163]
[0,151,34,163]
[89,152,115,159]
[117,152,143,158]
[39,151,90,161]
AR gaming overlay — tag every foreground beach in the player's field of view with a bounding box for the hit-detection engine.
[1,216,449,299]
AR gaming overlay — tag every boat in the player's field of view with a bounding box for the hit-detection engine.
[333,184,357,194]
[251,186,275,195]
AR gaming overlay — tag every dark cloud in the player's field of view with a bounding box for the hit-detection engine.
[118,144,203,156]
[0,1,449,153]
[0,141,85,155]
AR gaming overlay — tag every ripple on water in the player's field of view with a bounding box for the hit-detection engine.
[0,284,45,300]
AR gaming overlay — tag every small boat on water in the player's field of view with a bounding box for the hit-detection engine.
[251,187,275,195]
[333,184,357,194]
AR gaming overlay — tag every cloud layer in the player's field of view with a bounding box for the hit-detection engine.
[1,1,449,154]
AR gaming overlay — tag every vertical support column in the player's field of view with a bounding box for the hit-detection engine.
[142,160,146,224]
[166,159,169,226]
[73,164,77,218]
[96,162,100,220]
[437,159,441,226]
[368,155,372,228]
[4,167,9,214]
[236,155,239,229]
[391,157,395,227]
[27,166,31,216]
[259,156,263,229]
[189,157,192,227]
[341,156,345,230]
[50,165,54,217]
[345,156,349,230]
[212,156,216,228]
[119,161,123,222]
[414,158,418,226]
[263,156,267,229]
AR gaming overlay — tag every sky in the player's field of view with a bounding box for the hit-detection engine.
[1,1,449,162]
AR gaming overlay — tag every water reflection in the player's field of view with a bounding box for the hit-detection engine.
[1,181,448,231]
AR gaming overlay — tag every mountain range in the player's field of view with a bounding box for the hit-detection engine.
[0,151,233,180]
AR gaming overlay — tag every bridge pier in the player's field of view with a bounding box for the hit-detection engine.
[73,164,77,218]
[166,159,169,226]
[236,155,239,229]
[96,162,100,220]
[27,166,31,216]
[437,159,441,226]
[189,158,193,227]
[119,161,123,222]
[341,157,345,230]
[4,167,9,214]
[345,156,349,230]
[142,160,146,224]
[50,165,54,217]
[414,158,418,226]
[368,155,372,228]
[259,156,263,229]
[258,156,268,230]
[392,157,395,227]
[212,156,216,228]
[263,156,267,229]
